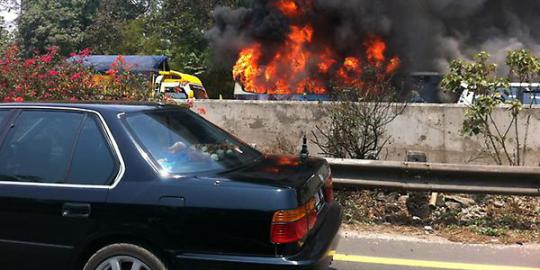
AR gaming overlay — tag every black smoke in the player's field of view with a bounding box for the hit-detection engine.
[207,0,540,73]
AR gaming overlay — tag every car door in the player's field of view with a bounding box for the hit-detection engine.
[0,108,122,270]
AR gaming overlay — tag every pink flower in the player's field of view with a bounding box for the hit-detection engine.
[80,48,91,57]
[3,97,13,102]
[106,69,117,76]
[14,97,24,102]
[24,59,36,67]
[48,69,59,76]
[70,48,92,58]
[70,72,82,80]
[40,55,53,63]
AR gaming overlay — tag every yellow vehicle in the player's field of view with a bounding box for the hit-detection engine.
[156,70,209,100]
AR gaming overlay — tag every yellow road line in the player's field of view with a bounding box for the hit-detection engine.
[333,254,540,270]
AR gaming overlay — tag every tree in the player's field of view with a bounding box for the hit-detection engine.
[313,67,406,159]
[441,50,539,166]
[17,0,100,55]
[0,16,11,51]
[83,0,152,54]
[17,0,154,55]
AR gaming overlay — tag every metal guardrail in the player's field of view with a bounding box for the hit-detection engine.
[327,158,540,196]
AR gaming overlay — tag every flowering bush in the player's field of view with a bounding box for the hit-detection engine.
[0,45,152,102]
[98,55,153,101]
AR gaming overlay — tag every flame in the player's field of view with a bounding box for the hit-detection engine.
[232,0,400,95]
[233,45,262,93]
[317,47,337,74]
[386,57,401,74]
[274,0,301,18]
[344,57,361,71]
[233,25,321,95]
[365,37,387,65]
[337,56,363,88]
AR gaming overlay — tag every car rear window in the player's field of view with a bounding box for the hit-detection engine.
[124,109,262,175]
[66,115,117,185]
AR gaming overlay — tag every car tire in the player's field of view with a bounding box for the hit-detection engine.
[83,243,168,270]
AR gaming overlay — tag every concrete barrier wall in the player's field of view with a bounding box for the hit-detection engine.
[193,100,540,165]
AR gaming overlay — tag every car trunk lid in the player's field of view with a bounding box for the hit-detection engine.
[218,155,330,205]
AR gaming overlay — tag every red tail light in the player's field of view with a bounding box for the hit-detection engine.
[324,177,334,202]
[271,198,318,244]
[270,218,309,244]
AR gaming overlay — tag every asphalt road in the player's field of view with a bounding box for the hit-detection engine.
[330,230,540,270]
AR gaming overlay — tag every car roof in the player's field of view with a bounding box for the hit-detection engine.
[0,101,189,114]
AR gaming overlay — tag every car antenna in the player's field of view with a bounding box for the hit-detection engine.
[300,133,309,163]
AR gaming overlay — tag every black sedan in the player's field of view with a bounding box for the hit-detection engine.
[0,102,341,270]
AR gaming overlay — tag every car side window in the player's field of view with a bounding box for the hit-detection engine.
[0,110,84,183]
[67,115,117,185]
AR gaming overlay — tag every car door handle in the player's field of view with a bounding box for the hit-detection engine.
[62,203,91,218]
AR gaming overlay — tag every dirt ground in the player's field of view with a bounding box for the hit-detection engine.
[335,188,540,245]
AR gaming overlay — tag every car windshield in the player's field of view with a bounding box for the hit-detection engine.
[125,109,262,175]
[165,92,188,100]
[164,87,188,100]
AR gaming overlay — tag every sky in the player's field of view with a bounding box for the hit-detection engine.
[0,3,18,31]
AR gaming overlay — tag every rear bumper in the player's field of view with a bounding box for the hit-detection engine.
[174,203,342,270]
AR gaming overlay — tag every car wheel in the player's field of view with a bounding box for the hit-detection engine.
[83,243,168,270]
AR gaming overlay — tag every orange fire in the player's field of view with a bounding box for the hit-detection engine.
[337,56,363,88]
[233,45,262,92]
[386,57,401,74]
[317,48,336,73]
[366,37,386,66]
[274,0,301,18]
[232,0,400,95]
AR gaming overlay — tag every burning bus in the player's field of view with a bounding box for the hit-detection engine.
[208,0,401,100]
[230,22,400,100]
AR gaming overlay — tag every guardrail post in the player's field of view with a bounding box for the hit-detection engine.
[405,151,432,219]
